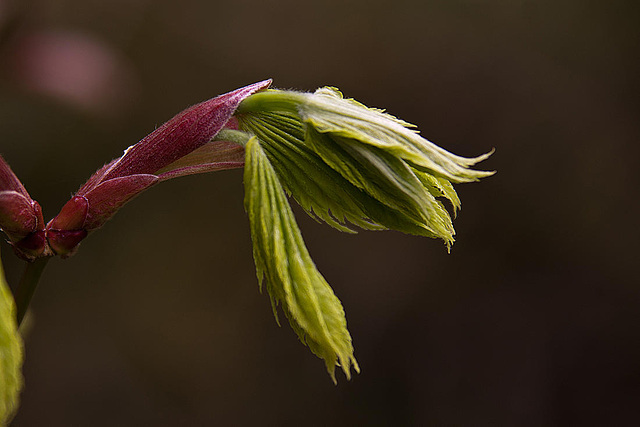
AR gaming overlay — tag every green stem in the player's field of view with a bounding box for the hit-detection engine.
[15,257,49,326]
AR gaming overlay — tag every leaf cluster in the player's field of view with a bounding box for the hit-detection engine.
[237,86,493,378]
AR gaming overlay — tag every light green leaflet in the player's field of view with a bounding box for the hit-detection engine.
[244,137,358,382]
[0,250,23,425]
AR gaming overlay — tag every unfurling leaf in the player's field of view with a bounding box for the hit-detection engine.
[237,86,494,249]
[244,137,358,382]
[0,250,23,425]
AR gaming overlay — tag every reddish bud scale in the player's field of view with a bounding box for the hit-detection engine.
[45,196,88,257]
[48,196,88,231]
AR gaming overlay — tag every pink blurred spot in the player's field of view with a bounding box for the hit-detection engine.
[7,30,138,115]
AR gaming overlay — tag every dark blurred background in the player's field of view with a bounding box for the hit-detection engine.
[1,0,639,425]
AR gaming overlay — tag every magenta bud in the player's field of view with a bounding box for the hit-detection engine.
[0,191,38,241]
[0,195,47,260]
[98,80,272,181]
[0,156,48,259]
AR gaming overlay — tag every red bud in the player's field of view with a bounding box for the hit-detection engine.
[0,191,38,241]
[0,156,47,260]
[97,80,271,182]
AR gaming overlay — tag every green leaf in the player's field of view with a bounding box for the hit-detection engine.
[244,137,359,382]
[0,250,23,425]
